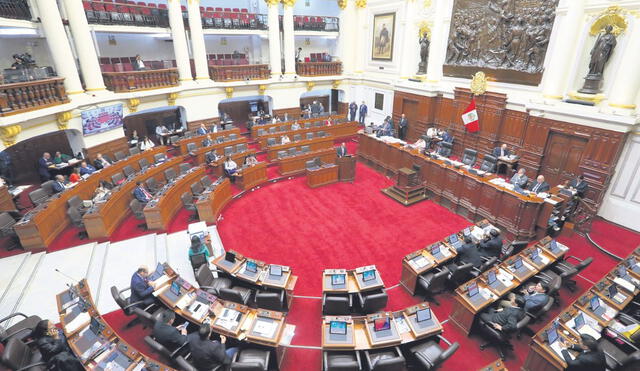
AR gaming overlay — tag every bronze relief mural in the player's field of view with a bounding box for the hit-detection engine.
[444,0,558,85]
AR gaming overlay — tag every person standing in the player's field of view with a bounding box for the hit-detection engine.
[38,152,53,181]
[349,101,358,122]
[358,101,368,125]
[337,143,348,158]
[398,114,408,141]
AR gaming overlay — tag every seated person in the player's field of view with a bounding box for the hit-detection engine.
[224,157,238,180]
[130,266,156,307]
[568,174,588,198]
[291,121,301,130]
[244,154,258,167]
[492,143,511,159]
[188,325,238,370]
[93,181,111,202]
[205,150,221,165]
[52,151,72,164]
[448,237,482,272]
[133,181,152,204]
[560,333,606,371]
[140,136,155,151]
[130,130,140,147]
[510,168,528,189]
[189,235,210,260]
[79,161,96,176]
[337,143,348,158]
[210,123,219,133]
[410,138,427,151]
[479,229,503,259]
[202,135,213,147]
[480,296,526,335]
[134,54,146,70]
[52,175,67,193]
[500,282,549,313]
[281,135,291,144]
[380,117,393,137]
[441,130,453,144]
[93,153,111,170]
[155,125,169,145]
[528,175,550,194]
[326,118,333,126]
[31,320,73,363]
[197,124,208,136]
[69,168,81,183]
[152,311,187,352]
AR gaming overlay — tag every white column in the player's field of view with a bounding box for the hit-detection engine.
[187,0,209,80]
[63,0,106,92]
[607,27,640,110]
[35,0,83,94]
[338,0,356,74]
[400,0,419,77]
[282,2,295,74]
[266,0,282,76]
[426,0,449,82]
[354,2,367,73]
[542,0,586,99]
[167,0,192,82]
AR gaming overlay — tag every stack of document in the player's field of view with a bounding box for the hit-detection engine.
[613,277,636,293]
[216,308,240,330]
[188,301,210,321]
[409,255,430,270]
[66,311,90,334]
[253,319,278,338]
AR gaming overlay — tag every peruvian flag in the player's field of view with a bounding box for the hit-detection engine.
[461,98,480,133]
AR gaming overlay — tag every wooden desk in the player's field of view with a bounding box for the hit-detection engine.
[478,359,508,371]
[250,115,343,138]
[189,138,247,165]
[144,167,205,230]
[266,136,335,161]
[277,148,336,176]
[207,149,258,177]
[0,185,16,211]
[256,121,359,148]
[337,155,356,182]
[195,177,232,224]
[176,127,241,154]
[236,162,268,190]
[307,165,338,188]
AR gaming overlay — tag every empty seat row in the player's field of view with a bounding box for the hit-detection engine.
[277,145,311,159]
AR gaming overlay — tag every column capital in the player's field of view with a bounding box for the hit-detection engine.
[0,125,21,147]
[264,0,280,7]
[187,0,199,4]
[355,0,367,9]
[282,0,297,7]
[338,0,347,10]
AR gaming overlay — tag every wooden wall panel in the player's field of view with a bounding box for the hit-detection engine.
[392,91,436,142]
[187,117,218,131]
[86,137,129,163]
[273,107,302,119]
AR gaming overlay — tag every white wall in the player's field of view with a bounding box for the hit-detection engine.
[203,35,267,64]
[0,36,54,72]
[94,33,175,60]
[295,35,338,59]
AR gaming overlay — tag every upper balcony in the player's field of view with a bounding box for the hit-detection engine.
[0,0,31,21]
[198,7,267,32]
[293,15,338,33]
[0,75,69,116]
[83,1,170,29]
[100,57,178,92]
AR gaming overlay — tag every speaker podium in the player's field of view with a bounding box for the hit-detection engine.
[337,155,356,182]
[382,167,427,206]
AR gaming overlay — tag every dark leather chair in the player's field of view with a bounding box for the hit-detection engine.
[256,290,286,311]
[551,256,594,292]
[525,296,554,323]
[356,289,388,314]
[195,265,232,296]
[0,313,41,344]
[477,312,530,360]
[462,148,477,167]
[139,158,150,170]
[154,153,167,163]
[145,177,164,194]
[1,337,46,371]
[110,286,157,327]
[230,348,271,371]
[179,163,191,175]
[129,199,147,229]
[417,268,449,305]
[438,142,453,158]
[186,142,198,157]
[190,182,205,197]
[123,165,136,178]
[40,180,56,196]
[471,256,498,278]
[0,212,20,251]
[129,147,141,156]
[144,335,188,362]
[410,336,460,369]
[200,175,213,188]
[165,168,177,182]
[114,151,127,161]
[598,317,640,371]
[111,172,125,185]
[28,188,48,205]
[448,262,474,287]
[535,271,562,307]
[219,287,253,305]
[180,192,198,221]
[189,252,208,274]
[323,350,362,371]
[67,207,88,239]
[175,355,199,371]
[499,240,528,262]
[322,293,351,315]
[479,155,497,173]
[364,346,405,371]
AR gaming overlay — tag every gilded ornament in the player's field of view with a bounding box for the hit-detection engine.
[418,21,431,39]
[306,81,315,91]
[355,0,366,9]
[281,0,296,7]
[56,111,72,130]
[264,0,280,6]
[0,125,21,147]
[225,87,234,98]
[590,6,628,37]
[258,85,267,95]
[423,0,432,7]
[167,93,178,106]
[470,71,488,96]
[337,0,347,10]
[127,98,140,113]
[332,80,341,89]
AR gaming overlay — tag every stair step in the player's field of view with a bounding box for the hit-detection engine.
[0,252,45,322]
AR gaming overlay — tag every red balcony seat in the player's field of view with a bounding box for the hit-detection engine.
[215,7,222,11]
[115,0,126,3]
[105,4,117,11]
[158,4,166,9]
[148,3,156,8]
[206,7,214,12]
[232,8,239,12]
[141,7,151,15]
[122,63,134,71]
[137,2,146,6]
[223,8,231,12]
[110,57,120,64]
[181,5,186,11]
[103,0,114,3]
[92,3,106,11]
[99,57,110,64]
[114,63,124,72]
[126,1,136,4]
[240,9,248,13]
[82,1,92,10]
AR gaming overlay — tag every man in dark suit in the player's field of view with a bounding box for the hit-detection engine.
[510,168,528,189]
[196,124,208,136]
[358,101,368,125]
[455,237,483,267]
[129,266,156,307]
[480,229,503,259]
[349,102,358,122]
[492,144,511,158]
[188,325,238,370]
[336,143,348,158]
[560,334,606,371]
[52,175,66,193]
[133,181,152,204]
[529,175,550,193]
[480,296,525,335]
[205,150,220,165]
[398,114,408,141]
[79,161,96,176]
[503,282,549,313]
[152,311,187,353]
[569,175,588,198]
[93,153,111,170]
[38,152,53,181]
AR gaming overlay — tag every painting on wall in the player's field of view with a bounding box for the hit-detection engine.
[371,13,396,61]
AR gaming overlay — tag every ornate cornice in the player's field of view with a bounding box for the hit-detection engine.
[355,0,366,9]
[338,0,347,10]
[590,5,628,37]
[127,98,140,113]
[306,81,315,91]
[225,87,234,98]
[167,93,178,106]
[264,0,280,6]
[258,85,267,95]
[282,0,296,7]
[56,111,72,130]
[0,125,21,147]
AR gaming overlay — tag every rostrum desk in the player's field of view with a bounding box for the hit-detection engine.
[266,136,335,161]
[277,148,337,176]
[358,133,564,241]
[195,177,232,224]
[14,147,167,249]
[256,121,359,148]
[236,162,268,190]
[250,114,343,138]
[307,164,339,188]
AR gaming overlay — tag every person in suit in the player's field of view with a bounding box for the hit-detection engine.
[441,130,454,144]
[337,143,348,158]
[0,150,13,187]
[281,135,291,144]
[569,175,588,198]
[479,229,503,258]
[492,144,511,158]
[32,320,73,363]
[480,296,526,335]
[93,153,111,170]
[381,117,394,137]
[502,282,549,313]
[349,102,358,122]
[38,152,53,181]
[398,114,408,141]
[560,334,606,371]
[244,154,258,167]
[449,237,484,273]
[133,181,152,204]
[152,311,187,353]
[130,266,156,307]
[529,175,550,194]
[210,123,219,133]
[52,151,72,164]
[202,135,213,147]
[188,325,238,370]
[291,121,301,130]
[78,161,96,176]
[205,150,221,165]
[358,101,368,125]
[510,168,528,189]
[52,175,66,193]
[196,124,208,136]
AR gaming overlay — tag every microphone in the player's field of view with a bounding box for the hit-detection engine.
[54,268,84,288]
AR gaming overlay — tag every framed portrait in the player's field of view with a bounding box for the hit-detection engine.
[371,13,396,61]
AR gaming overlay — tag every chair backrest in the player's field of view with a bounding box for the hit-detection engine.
[175,356,197,371]
[195,265,214,287]
[66,206,83,225]
[293,134,302,142]
[180,192,194,207]
[306,160,317,169]
[462,148,478,166]
[190,182,204,195]
[288,148,297,156]
[129,199,145,219]
[575,257,593,274]
[229,133,238,140]
[146,177,159,190]
[164,168,177,182]
[306,132,314,140]
[123,165,136,178]
[427,269,449,292]
[29,188,49,205]
[372,356,405,371]
[0,212,17,230]
[144,335,173,359]
[218,288,245,304]
[1,337,34,369]
[480,155,497,172]
[278,151,287,159]
[267,137,276,146]
[190,253,208,272]
[154,153,166,163]
[186,142,197,152]
[179,163,191,174]
[301,145,310,153]
[111,172,125,185]
[129,146,140,156]
[41,180,56,195]
[256,291,283,311]
[439,142,453,157]
[362,290,388,313]
[67,195,83,209]
[138,158,150,170]
[450,262,473,284]
[236,143,247,153]
[224,146,233,156]
[200,175,212,188]
[323,294,350,315]
[114,151,127,161]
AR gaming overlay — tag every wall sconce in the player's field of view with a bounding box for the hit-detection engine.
[221,37,227,46]
[108,35,116,45]
[305,37,311,46]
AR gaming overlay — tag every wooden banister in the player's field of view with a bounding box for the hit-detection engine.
[0,78,69,116]
[295,62,342,77]
[102,68,179,93]
[208,64,270,82]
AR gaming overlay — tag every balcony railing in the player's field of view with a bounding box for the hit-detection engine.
[209,64,270,82]
[293,15,339,32]
[0,78,69,116]
[0,0,31,20]
[84,1,170,28]
[296,62,342,77]
[201,12,267,30]
[102,68,178,93]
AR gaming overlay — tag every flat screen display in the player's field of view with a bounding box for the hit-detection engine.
[416,308,432,323]
[362,270,376,282]
[331,274,345,285]
[373,317,390,332]
[329,321,347,335]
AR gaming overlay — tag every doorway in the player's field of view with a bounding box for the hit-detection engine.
[540,132,587,186]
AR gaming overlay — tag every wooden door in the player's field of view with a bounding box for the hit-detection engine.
[401,100,419,136]
[540,132,587,186]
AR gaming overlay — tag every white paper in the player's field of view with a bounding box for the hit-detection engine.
[66,312,90,333]
[253,319,277,338]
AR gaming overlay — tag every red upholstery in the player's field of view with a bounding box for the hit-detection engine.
[82,1,92,11]
[158,4,166,9]
[122,63,134,71]
[241,9,248,13]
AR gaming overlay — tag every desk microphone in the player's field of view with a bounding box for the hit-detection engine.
[55,268,83,287]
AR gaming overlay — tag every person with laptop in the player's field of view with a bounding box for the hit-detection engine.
[130,266,156,307]
[559,333,606,371]
[188,235,210,260]
[187,324,238,370]
[152,311,188,353]
[501,282,549,313]
[479,229,503,259]
[480,295,525,335]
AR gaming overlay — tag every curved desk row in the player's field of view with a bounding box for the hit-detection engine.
[195,177,232,224]
[358,133,569,241]
[14,146,167,250]
[57,279,175,371]
[250,114,343,138]
[176,127,242,154]
[256,121,359,148]
[236,162,268,191]
[187,137,248,165]
[277,148,337,177]
[266,135,335,161]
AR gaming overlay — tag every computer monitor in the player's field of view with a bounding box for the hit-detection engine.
[431,243,441,255]
[590,297,600,311]
[362,269,376,282]
[225,251,236,263]
[574,313,585,329]
[170,281,181,296]
[530,248,539,261]
[547,327,559,344]
[269,265,282,276]
[513,257,523,270]
[331,274,346,286]
[627,257,637,267]
[463,227,471,236]
[89,317,103,335]
[486,270,497,285]
[549,239,559,252]
[329,321,347,335]
[373,317,391,332]
[617,265,627,278]
[449,234,458,244]
[245,261,258,273]
[467,282,479,297]
[416,308,432,323]
[608,284,618,298]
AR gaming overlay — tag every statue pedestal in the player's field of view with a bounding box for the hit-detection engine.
[417,62,427,75]
[568,91,606,105]
[578,75,603,95]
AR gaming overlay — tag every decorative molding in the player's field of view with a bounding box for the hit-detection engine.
[355,0,366,9]
[264,0,280,6]
[423,0,432,7]
[590,6,628,37]
[332,80,341,89]
[470,72,488,96]
[56,111,72,130]
[338,0,347,10]
[417,21,431,38]
[167,92,178,106]
[281,0,296,7]
[306,81,315,91]
[258,84,267,95]
[127,98,140,113]
[0,125,22,147]
[225,87,234,98]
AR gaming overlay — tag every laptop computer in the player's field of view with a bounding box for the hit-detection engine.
[467,282,480,302]
[225,251,236,263]
[463,227,471,237]
[627,257,640,274]
[416,308,432,323]
[607,285,626,304]
[529,248,542,264]
[331,273,346,288]
[362,269,376,282]
[512,257,525,272]
[590,297,606,317]
[148,262,165,281]
[374,317,391,332]
[329,321,347,335]
[573,313,601,339]
[448,234,462,249]
[269,265,283,277]
[485,270,505,291]
[549,239,561,253]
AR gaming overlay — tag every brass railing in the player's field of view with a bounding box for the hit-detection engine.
[296,62,342,76]
[208,64,270,82]
[0,78,68,116]
[102,68,179,93]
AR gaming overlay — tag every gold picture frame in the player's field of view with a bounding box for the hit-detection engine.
[371,13,396,61]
